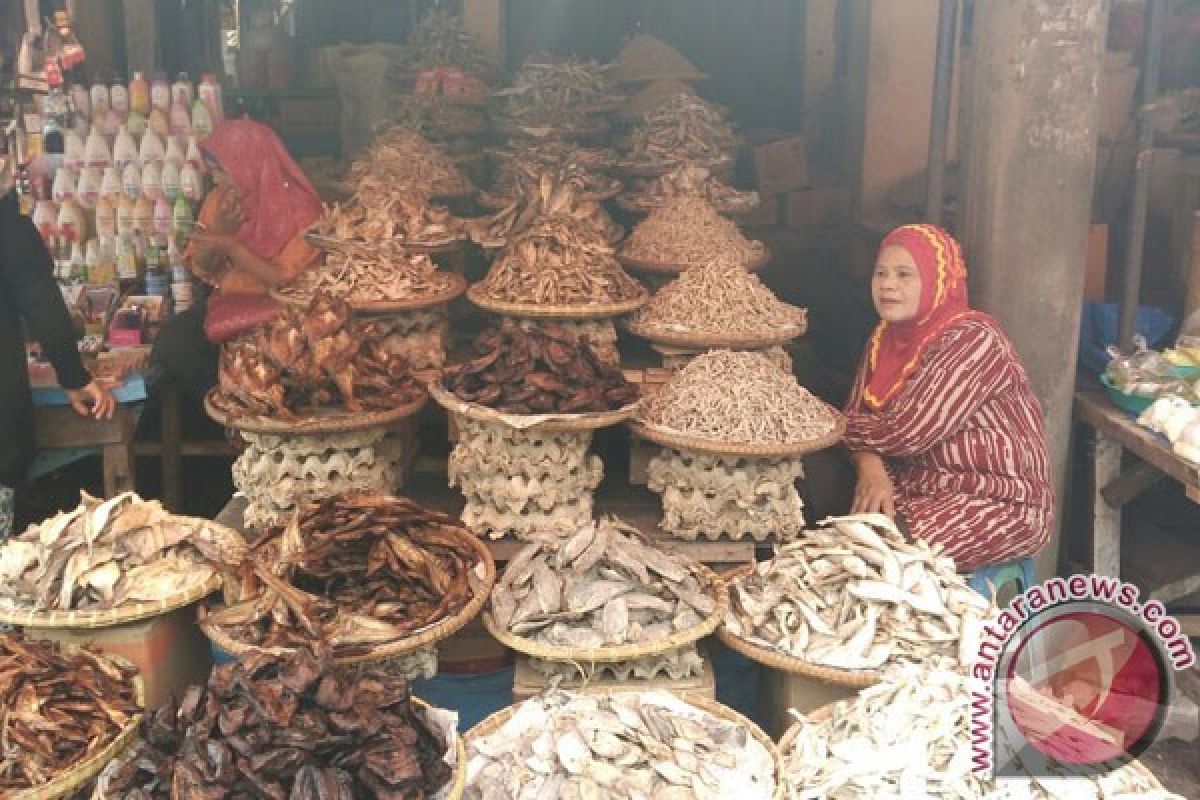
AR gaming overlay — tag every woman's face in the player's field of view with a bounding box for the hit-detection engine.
[872,245,923,323]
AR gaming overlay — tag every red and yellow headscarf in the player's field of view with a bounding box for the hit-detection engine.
[859,224,986,410]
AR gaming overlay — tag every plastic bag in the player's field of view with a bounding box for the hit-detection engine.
[1104,336,1186,396]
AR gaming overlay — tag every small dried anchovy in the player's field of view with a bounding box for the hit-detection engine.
[622,195,764,267]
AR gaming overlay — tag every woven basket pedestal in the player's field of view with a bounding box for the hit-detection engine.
[515,317,620,367]
[647,447,807,541]
[232,427,405,529]
[370,307,450,370]
[654,343,792,373]
[448,416,602,539]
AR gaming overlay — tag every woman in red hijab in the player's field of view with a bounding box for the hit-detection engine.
[151,119,322,399]
[844,224,1054,572]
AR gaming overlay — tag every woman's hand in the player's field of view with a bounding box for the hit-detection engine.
[65,381,116,420]
[851,451,896,517]
[211,186,245,235]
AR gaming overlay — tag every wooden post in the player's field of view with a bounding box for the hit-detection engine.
[961,0,1108,581]
[122,0,160,75]
[802,0,837,149]
[1186,210,1200,321]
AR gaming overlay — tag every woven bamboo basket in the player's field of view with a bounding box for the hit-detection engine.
[615,193,760,218]
[204,389,428,435]
[273,271,467,314]
[199,528,495,666]
[430,382,637,433]
[12,649,145,800]
[717,565,882,689]
[617,244,770,275]
[628,411,846,459]
[625,320,806,352]
[464,691,784,800]
[481,561,728,664]
[619,154,733,178]
[466,283,650,320]
[305,232,467,256]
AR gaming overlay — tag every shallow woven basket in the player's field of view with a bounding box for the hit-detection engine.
[619,154,733,178]
[466,282,650,320]
[717,565,882,689]
[0,516,241,629]
[13,649,145,800]
[617,244,770,275]
[481,561,728,664]
[199,528,495,666]
[625,320,805,352]
[305,232,467,256]
[430,382,637,433]
[204,389,428,435]
[273,271,467,314]
[628,410,846,459]
[615,193,761,219]
[464,691,784,800]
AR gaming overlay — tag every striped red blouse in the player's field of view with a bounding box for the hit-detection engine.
[843,316,1055,572]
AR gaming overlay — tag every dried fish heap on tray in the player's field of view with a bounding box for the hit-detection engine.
[625,92,738,170]
[468,167,623,250]
[637,350,841,540]
[279,241,460,309]
[369,308,451,371]
[1,634,141,794]
[346,127,473,198]
[312,189,464,250]
[94,649,457,800]
[442,323,638,539]
[482,144,621,209]
[782,662,1183,800]
[620,162,759,215]
[610,33,706,83]
[389,93,489,140]
[494,54,621,134]
[622,195,766,269]
[466,690,777,800]
[474,214,645,310]
[489,518,720,679]
[725,514,994,672]
[393,7,499,84]
[0,491,243,616]
[202,493,490,663]
[623,79,700,120]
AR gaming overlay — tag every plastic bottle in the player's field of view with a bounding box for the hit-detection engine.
[100,166,122,201]
[110,78,129,114]
[148,108,170,139]
[85,238,101,281]
[141,161,163,201]
[172,73,194,106]
[90,83,111,117]
[133,193,155,235]
[169,95,192,141]
[69,241,87,281]
[102,107,124,139]
[164,136,184,167]
[116,236,138,282]
[62,129,85,173]
[129,71,150,117]
[126,110,147,139]
[121,161,142,199]
[51,166,77,203]
[161,160,181,201]
[33,199,58,240]
[153,195,173,238]
[84,127,112,170]
[151,73,171,113]
[185,136,203,169]
[198,74,223,124]
[180,162,204,201]
[92,237,118,284]
[172,194,193,235]
[190,98,213,138]
[76,167,101,209]
[139,129,165,168]
[116,193,136,236]
[56,199,86,243]
[95,194,117,238]
[70,84,91,121]
[112,125,138,170]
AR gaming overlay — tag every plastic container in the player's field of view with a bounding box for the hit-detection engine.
[56,198,87,243]
[129,71,150,117]
[90,83,111,116]
[148,108,170,139]
[151,74,171,113]
[139,130,165,167]
[127,110,148,139]
[95,195,117,238]
[170,97,192,141]
[161,160,181,201]
[190,97,213,138]
[164,136,185,167]
[51,167,76,203]
[133,194,155,235]
[113,125,138,170]
[172,73,194,107]
[1100,374,1157,416]
[116,193,137,237]
[63,129,86,172]
[84,126,112,170]
[153,195,173,237]
[76,167,101,209]
[101,106,124,139]
[141,161,163,201]
[122,161,143,199]
[180,163,204,201]
[100,166,123,201]
[185,136,203,169]
[110,79,129,114]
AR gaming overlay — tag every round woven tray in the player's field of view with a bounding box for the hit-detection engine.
[306,232,466,256]
[466,283,650,320]
[481,561,727,663]
[617,244,770,275]
[477,181,623,211]
[628,411,846,459]
[615,194,760,218]
[619,155,733,178]
[273,271,467,314]
[464,691,784,800]
[204,389,428,435]
[716,565,882,689]
[200,528,495,665]
[430,382,637,433]
[625,321,805,351]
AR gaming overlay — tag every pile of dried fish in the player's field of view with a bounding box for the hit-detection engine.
[628,256,807,340]
[620,163,759,215]
[484,143,620,208]
[346,128,473,198]
[394,7,498,83]
[783,662,1183,800]
[0,634,140,793]
[476,214,644,307]
[469,167,623,249]
[639,350,840,446]
[0,491,243,614]
[466,690,777,800]
[311,190,464,250]
[214,292,424,419]
[495,55,621,130]
[610,33,705,83]
[95,649,454,799]
[490,518,718,649]
[626,93,737,169]
[622,196,765,267]
[623,80,700,119]
[278,241,459,307]
[388,93,490,138]
[445,321,637,414]
[203,493,488,659]
[725,514,994,671]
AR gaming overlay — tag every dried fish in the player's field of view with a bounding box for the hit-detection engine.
[345,127,473,198]
[469,166,622,249]
[725,515,995,672]
[0,633,140,793]
[201,493,488,660]
[620,163,758,215]
[0,491,243,613]
[490,518,717,648]
[279,241,459,306]
[444,320,636,415]
[495,54,621,130]
[309,189,464,250]
[625,93,737,169]
[622,195,765,268]
[466,690,776,800]
[393,8,498,83]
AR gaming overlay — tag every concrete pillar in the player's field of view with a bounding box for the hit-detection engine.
[961,0,1109,580]
[802,0,837,148]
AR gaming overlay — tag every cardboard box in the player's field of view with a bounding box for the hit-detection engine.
[28,604,213,708]
[784,186,852,229]
[753,135,809,197]
[1085,223,1108,302]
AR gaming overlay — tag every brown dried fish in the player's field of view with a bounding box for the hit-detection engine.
[344,127,473,198]
[619,162,759,215]
[279,241,458,306]
[625,93,737,169]
[468,167,623,249]
[622,195,765,268]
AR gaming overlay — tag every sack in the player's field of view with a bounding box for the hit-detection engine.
[203,291,283,343]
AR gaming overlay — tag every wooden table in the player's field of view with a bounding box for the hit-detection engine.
[32,402,141,496]
[1075,388,1200,634]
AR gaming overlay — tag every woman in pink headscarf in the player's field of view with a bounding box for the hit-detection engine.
[151,119,322,399]
[843,224,1054,572]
